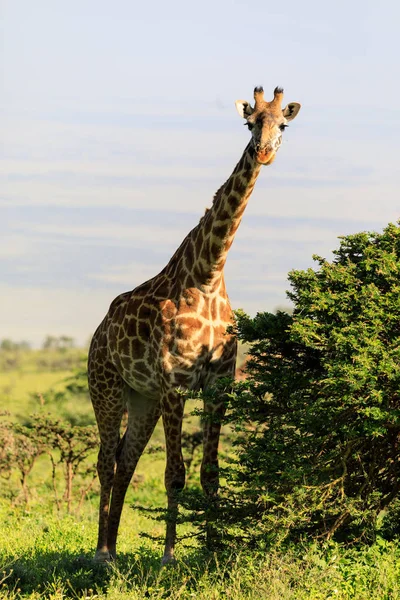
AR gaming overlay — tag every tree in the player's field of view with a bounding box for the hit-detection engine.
[42,335,75,350]
[0,421,44,504]
[32,416,98,513]
[211,222,400,545]
[1,340,16,351]
[0,339,30,351]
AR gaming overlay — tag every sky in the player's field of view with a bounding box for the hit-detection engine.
[1,0,399,347]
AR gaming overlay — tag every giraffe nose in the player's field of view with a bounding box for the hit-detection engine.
[256,141,272,153]
[256,148,276,165]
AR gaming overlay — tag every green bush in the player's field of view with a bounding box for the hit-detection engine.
[207,222,400,545]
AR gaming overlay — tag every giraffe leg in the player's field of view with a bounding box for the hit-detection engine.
[201,397,226,496]
[161,391,186,565]
[200,395,227,548]
[89,362,126,563]
[106,390,161,559]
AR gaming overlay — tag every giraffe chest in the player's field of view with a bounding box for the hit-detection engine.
[159,291,237,389]
[108,289,236,397]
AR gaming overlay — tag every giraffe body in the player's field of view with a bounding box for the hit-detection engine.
[91,274,236,401]
[88,86,301,564]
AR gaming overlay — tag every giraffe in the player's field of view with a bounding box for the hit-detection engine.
[88,85,301,564]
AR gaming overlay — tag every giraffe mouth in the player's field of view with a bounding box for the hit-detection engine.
[256,149,276,165]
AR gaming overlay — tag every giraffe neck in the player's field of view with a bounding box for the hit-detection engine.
[168,142,262,290]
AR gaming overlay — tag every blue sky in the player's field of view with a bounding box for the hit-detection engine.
[1,0,399,346]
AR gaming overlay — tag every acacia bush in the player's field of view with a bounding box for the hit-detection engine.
[0,415,98,510]
[31,415,98,512]
[203,222,400,546]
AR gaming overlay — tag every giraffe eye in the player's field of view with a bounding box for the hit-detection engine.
[246,122,254,131]
[279,124,288,132]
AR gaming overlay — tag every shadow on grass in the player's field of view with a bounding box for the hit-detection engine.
[2,545,218,598]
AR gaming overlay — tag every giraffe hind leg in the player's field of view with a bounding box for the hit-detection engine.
[89,362,126,562]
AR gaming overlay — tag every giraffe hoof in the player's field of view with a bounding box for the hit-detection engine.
[94,549,112,563]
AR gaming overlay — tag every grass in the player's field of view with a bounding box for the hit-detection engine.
[1,504,399,599]
[0,371,73,419]
[0,348,399,599]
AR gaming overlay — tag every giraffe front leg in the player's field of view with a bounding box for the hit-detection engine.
[201,396,227,549]
[161,390,186,565]
[201,397,226,495]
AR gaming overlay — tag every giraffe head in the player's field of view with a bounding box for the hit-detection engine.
[235,86,301,165]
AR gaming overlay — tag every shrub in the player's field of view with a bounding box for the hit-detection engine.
[31,415,98,513]
[0,415,98,510]
[206,222,400,545]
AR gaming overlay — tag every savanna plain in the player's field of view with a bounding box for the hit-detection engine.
[0,338,399,600]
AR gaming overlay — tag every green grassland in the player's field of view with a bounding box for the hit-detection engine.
[0,348,399,599]
[0,370,73,419]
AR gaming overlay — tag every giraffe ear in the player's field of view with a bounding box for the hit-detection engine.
[235,100,254,118]
[282,102,301,121]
